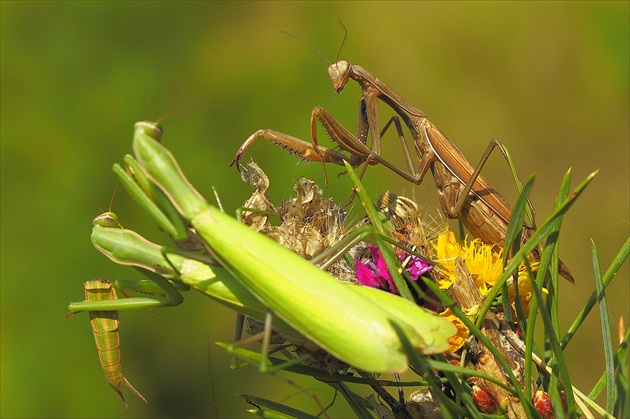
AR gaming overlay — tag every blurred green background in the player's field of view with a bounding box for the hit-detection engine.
[2,1,628,417]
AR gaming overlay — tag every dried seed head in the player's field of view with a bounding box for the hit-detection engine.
[240,163,349,265]
[240,160,270,193]
[405,388,442,419]
[240,161,275,232]
[377,191,441,254]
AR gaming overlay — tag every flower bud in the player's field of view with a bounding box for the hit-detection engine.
[533,390,553,419]
[471,385,498,414]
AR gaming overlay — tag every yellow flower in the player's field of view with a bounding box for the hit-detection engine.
[462,238,503,294]
[439,308,469,352]
[431,229,503,295]
[431,229,545,325]
[508,261,541,317]
[431,229,460,289]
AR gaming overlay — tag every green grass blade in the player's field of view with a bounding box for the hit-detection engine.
[614,328,629,418]
[501,144,534,224]
[426,359,519,394]
[248,409,291,419]
[561,236,630,350]
[238,394,318,419]
[217,343,396,386]
[592,240,616,412]
[477,170,597,326]
[523,265,540,403]
[530,265,574,417]
[422,279,538,417]
[501,173,535,328]
[523,171,575,417]
[502,173,534,263]
[543,169,572,415]
[589,328,629,400]
[396,321,470,418]
[325,382,373,419]
[343,161,414,301]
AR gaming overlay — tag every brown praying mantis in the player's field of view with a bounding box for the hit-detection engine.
[232,58,574,283]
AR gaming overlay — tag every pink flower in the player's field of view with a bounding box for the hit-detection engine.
[406,254,433,280]
[355,245,432,294]
[355,245,395,290]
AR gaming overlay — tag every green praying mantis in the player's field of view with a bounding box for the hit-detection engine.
[69,120,458,403]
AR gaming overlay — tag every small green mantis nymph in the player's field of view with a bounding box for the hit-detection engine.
[70,120,456,376]
[81,279,147,407]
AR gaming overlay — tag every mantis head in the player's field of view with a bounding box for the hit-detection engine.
[93,212,122,229]
[328,60,352,94]
[134,121,163,143]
